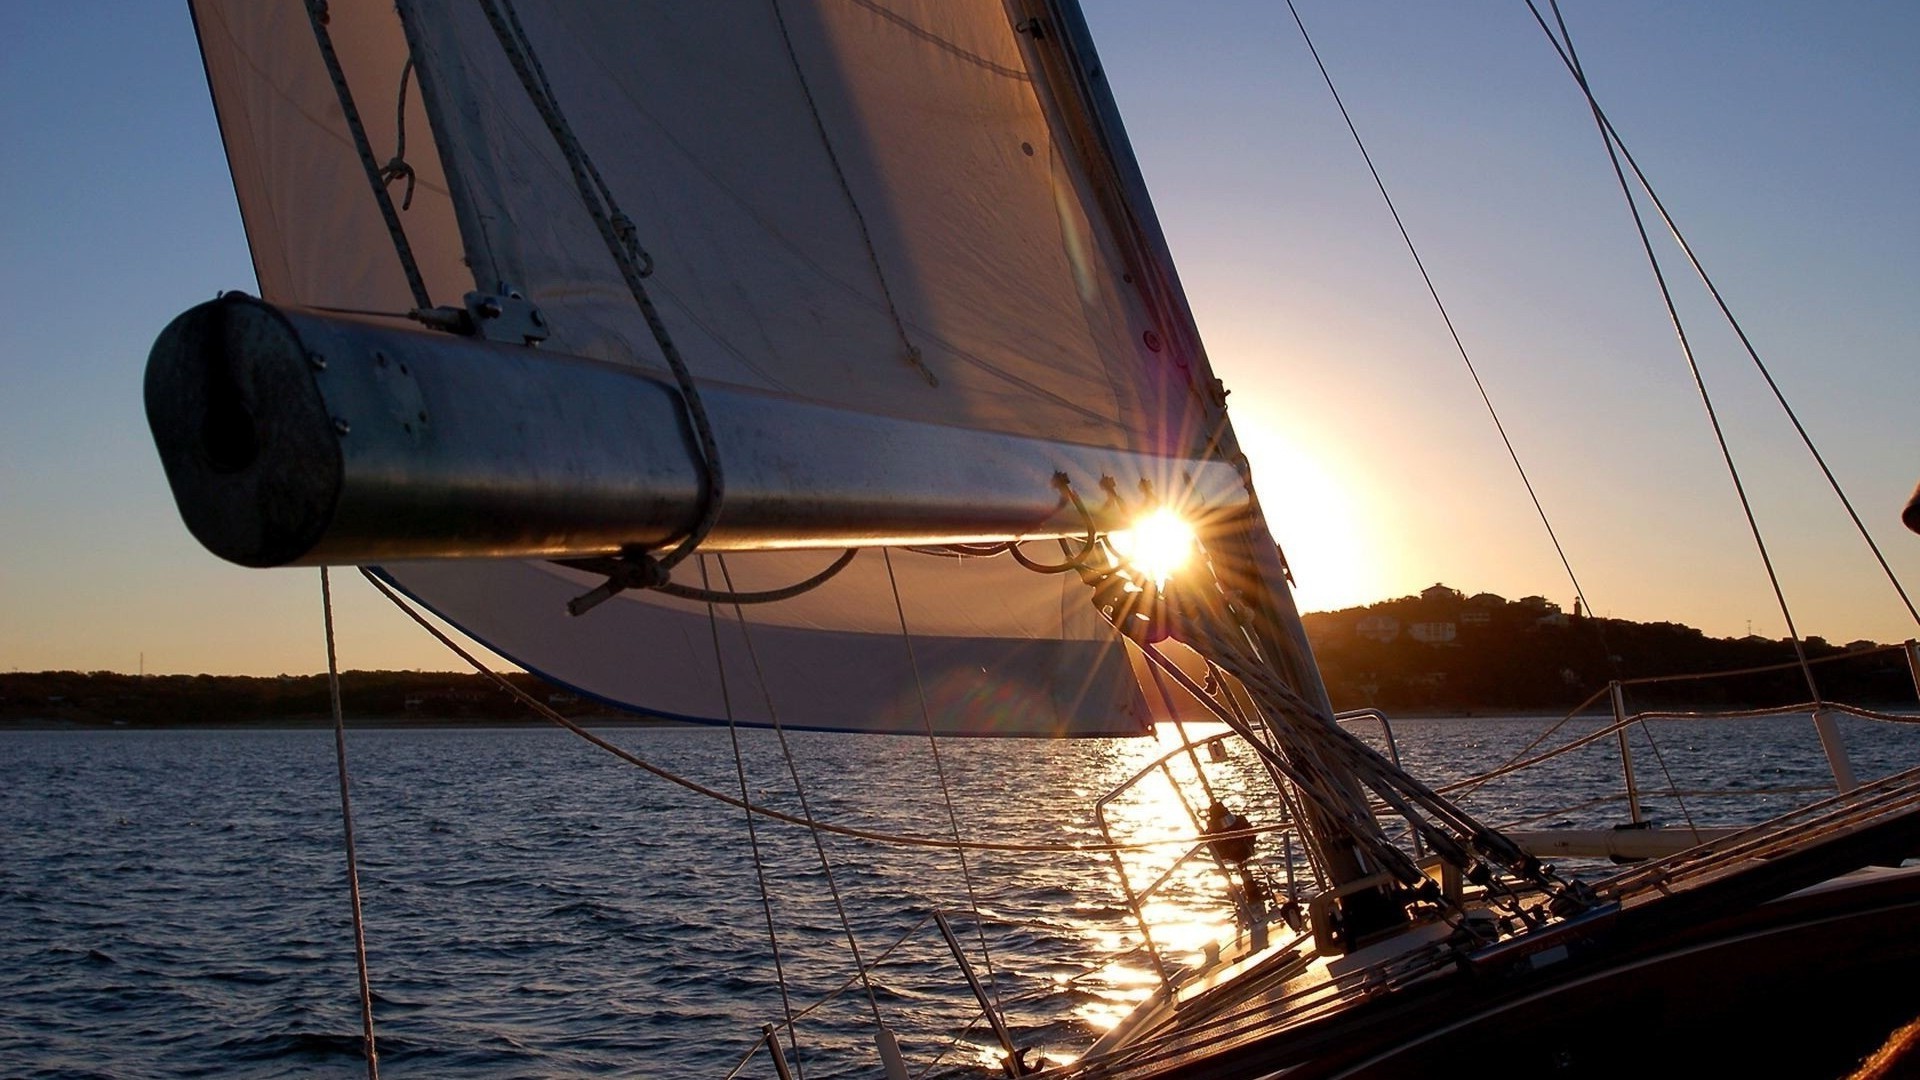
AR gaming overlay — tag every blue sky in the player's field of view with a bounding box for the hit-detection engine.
[3,2,1917,675]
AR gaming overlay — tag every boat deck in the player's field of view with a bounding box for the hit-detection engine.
[1053,768,1920,1078]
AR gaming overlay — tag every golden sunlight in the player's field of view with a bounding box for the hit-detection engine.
[1070,723,1247,1035]
[1232,424,1388,613]
[1108,508,1197,589]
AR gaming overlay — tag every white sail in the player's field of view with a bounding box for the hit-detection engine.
[400,0,1203,451]
[189,0,1237,735]
[165,7,1920,1075]
[192,0,470,320]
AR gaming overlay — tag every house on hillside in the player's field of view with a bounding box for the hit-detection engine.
[1356,615,1401,643]
[1512,595,1567,629]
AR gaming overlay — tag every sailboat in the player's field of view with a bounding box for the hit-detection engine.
[144,1,1920,1076]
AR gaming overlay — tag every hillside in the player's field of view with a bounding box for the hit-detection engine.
[1303,584,1914,713]
[5,583,1913,726]
[0,669,619,728]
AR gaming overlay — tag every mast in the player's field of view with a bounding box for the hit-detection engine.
[1015,0,1400,909]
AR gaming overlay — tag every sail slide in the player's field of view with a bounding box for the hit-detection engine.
[174,0,1253,736]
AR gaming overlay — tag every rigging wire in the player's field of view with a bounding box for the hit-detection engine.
[714,554,890,1032]
[321,568,380,1080]
[1524,0,1920,634]
[700,555,806,1077]
[1132,636,1425,890]
[1523,0,1820,704]
[1280,0,1605,645]
[881,549,1004,1014]
[1159,578,1591,918]
[1624,712,1703,836]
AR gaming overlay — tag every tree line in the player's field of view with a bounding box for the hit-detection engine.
[6,584,1914,726]
[1303,585,1916,714]
[0,669,603,727]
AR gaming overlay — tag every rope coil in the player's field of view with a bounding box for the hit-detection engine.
[380,58,417,210]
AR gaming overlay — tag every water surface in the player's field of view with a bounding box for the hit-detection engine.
[3,714,1911,1077]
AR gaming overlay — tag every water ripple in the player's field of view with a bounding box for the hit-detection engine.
[2,717,1911,1076]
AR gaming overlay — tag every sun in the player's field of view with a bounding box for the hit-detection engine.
[1232,424,1386,614]
[1109,508,1198,589]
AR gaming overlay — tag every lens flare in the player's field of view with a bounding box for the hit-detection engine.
[1108,508,1197,588]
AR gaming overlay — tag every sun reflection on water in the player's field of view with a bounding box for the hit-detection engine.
[1059,721,1285,1031]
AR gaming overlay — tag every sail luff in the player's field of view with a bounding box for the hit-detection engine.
[1023,0,1394,896]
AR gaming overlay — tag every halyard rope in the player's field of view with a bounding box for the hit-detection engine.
[380,58,417,211]
[303,0,430,311]
[479,0,723,576]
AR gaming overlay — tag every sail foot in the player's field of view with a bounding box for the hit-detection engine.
[143,293,1251,568]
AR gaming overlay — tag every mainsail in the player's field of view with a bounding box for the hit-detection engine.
[182,0,1270,736]
[151,6,1920,1076]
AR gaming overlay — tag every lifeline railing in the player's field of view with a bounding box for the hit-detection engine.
[1439,641,1920,842]
[1089,710,1419,999]
[1092,729,1254,993]
[1093,642,1920,999]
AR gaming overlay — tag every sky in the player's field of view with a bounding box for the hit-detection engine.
[2,2,1917,676]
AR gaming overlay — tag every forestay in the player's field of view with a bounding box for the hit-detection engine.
[190,0,1240,735]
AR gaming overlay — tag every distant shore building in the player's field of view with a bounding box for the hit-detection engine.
[1356,614,1401,643]
[1409,621,1458,645]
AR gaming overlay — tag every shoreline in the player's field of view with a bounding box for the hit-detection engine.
[0,715,693,732]
[9,705,1894,733]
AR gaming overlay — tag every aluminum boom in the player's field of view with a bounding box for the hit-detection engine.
[145,294,1249,567]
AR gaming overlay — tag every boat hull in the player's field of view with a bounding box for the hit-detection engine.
[1142,866,1920,1080]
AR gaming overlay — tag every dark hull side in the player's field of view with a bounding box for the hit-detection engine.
[1113,860,1920,1076]
[1167,867,1920,1080]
